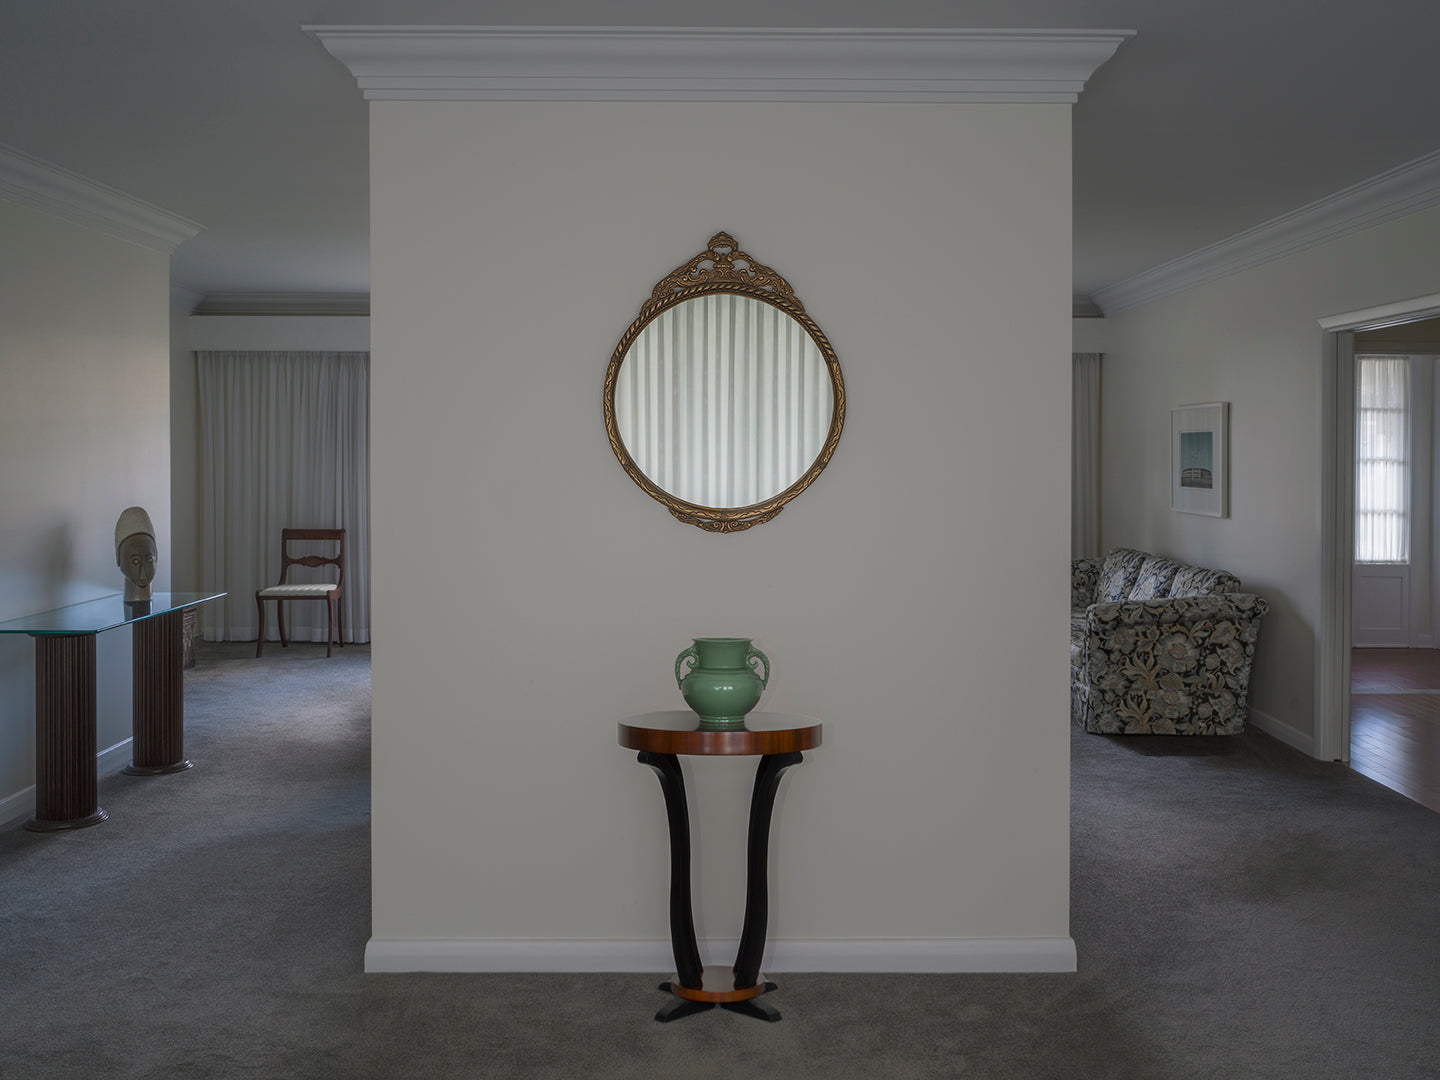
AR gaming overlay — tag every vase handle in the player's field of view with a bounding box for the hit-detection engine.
[746,645,770,690]
[675,645,699,690]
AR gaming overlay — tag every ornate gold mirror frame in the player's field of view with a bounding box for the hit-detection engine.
[603,232,846,532]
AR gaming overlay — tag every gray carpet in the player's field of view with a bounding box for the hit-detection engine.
[1,642,1437,1079]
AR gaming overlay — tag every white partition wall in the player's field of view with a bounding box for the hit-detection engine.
[362,98,1076,972]
[333,26,1117,972]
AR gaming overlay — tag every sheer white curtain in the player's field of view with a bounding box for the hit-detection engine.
[197,351,370,643]
[1072,353,1102,560]
[1355,355,1410,564]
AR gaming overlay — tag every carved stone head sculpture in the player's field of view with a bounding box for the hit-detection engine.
[114,506,157,603]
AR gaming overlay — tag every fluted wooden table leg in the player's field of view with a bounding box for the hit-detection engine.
[26,634,107,832]
[125,610,192,775]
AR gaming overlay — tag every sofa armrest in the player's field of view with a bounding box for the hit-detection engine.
[1077,592,1269,735]
[1071,557,1102,610]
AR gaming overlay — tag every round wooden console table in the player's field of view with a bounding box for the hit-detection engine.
[618,710,821,1023]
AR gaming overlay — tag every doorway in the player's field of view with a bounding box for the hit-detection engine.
[1340,312,1440,811]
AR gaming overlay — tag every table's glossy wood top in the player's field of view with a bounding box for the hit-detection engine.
[618,711,821,756]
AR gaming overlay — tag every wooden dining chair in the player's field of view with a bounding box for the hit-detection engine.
[255,528,346,658]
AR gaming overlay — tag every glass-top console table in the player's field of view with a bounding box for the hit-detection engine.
[0,591,225,832]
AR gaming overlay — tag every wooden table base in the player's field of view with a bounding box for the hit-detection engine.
[622,712,819,1024]
[669,966,769,1003]
[656,977,781,1023]
[124,610,192,775]
[26,634,106,832]
[25,609,193,830]
[637,746,803,1023]
[4,592,222,831]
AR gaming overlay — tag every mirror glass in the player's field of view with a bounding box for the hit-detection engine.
[613,294,833,509]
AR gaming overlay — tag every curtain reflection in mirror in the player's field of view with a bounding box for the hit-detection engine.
[615,295,832,509]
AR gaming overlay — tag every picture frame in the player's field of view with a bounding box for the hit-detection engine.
[1171,402,1228,517]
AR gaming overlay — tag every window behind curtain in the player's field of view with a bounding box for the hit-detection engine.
[1355,355,1410,564]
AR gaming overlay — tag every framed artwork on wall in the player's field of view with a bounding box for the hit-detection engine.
[1171,402,1228,517]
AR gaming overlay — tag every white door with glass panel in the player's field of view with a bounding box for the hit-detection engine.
[1353,355,1430,647]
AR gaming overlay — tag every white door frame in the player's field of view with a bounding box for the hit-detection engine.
[1318,291,1440,762]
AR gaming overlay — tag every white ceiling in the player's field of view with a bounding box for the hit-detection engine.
[3,1,1438,306]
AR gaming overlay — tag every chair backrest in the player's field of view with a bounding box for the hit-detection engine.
[276,528,345,590]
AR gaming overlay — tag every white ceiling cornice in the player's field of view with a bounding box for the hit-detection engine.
[1093,149,1440,316]
[194,293,371,316]
[170,282,205,315]
[305,25,1133,103]
[0,143,203,254]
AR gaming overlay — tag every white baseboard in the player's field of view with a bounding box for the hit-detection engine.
[0,737,133,828]
[0,786,34,828]
[364,936,1077,974]
[98,736,135,775]
[1247,706,1315,757]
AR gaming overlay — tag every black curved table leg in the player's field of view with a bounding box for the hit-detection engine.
[721,996,782,1022]
[637,751,703,990]
[733,751,802,990]
[654,993,715,1023]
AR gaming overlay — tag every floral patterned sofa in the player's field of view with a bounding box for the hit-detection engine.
[1071,548,1269,735]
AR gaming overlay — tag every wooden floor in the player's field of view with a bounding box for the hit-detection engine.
[1350,648,1440,813]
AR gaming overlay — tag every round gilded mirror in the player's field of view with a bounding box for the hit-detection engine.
[603,233,845,532]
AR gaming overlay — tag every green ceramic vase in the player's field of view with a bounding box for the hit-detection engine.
[675,637,770,729]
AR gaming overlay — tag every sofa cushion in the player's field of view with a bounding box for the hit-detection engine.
[1129,555,1185,600]
[1094,548,1148,603]
[1170,564,1242,597]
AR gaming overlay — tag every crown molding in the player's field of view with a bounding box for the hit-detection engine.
[170,283,205,315]
[194,292,371,316]
[1092,149,1440,316]
[0,143,202,254]
[305,25,1133,102]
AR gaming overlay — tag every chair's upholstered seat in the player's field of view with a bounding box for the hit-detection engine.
[256,583,340,598]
